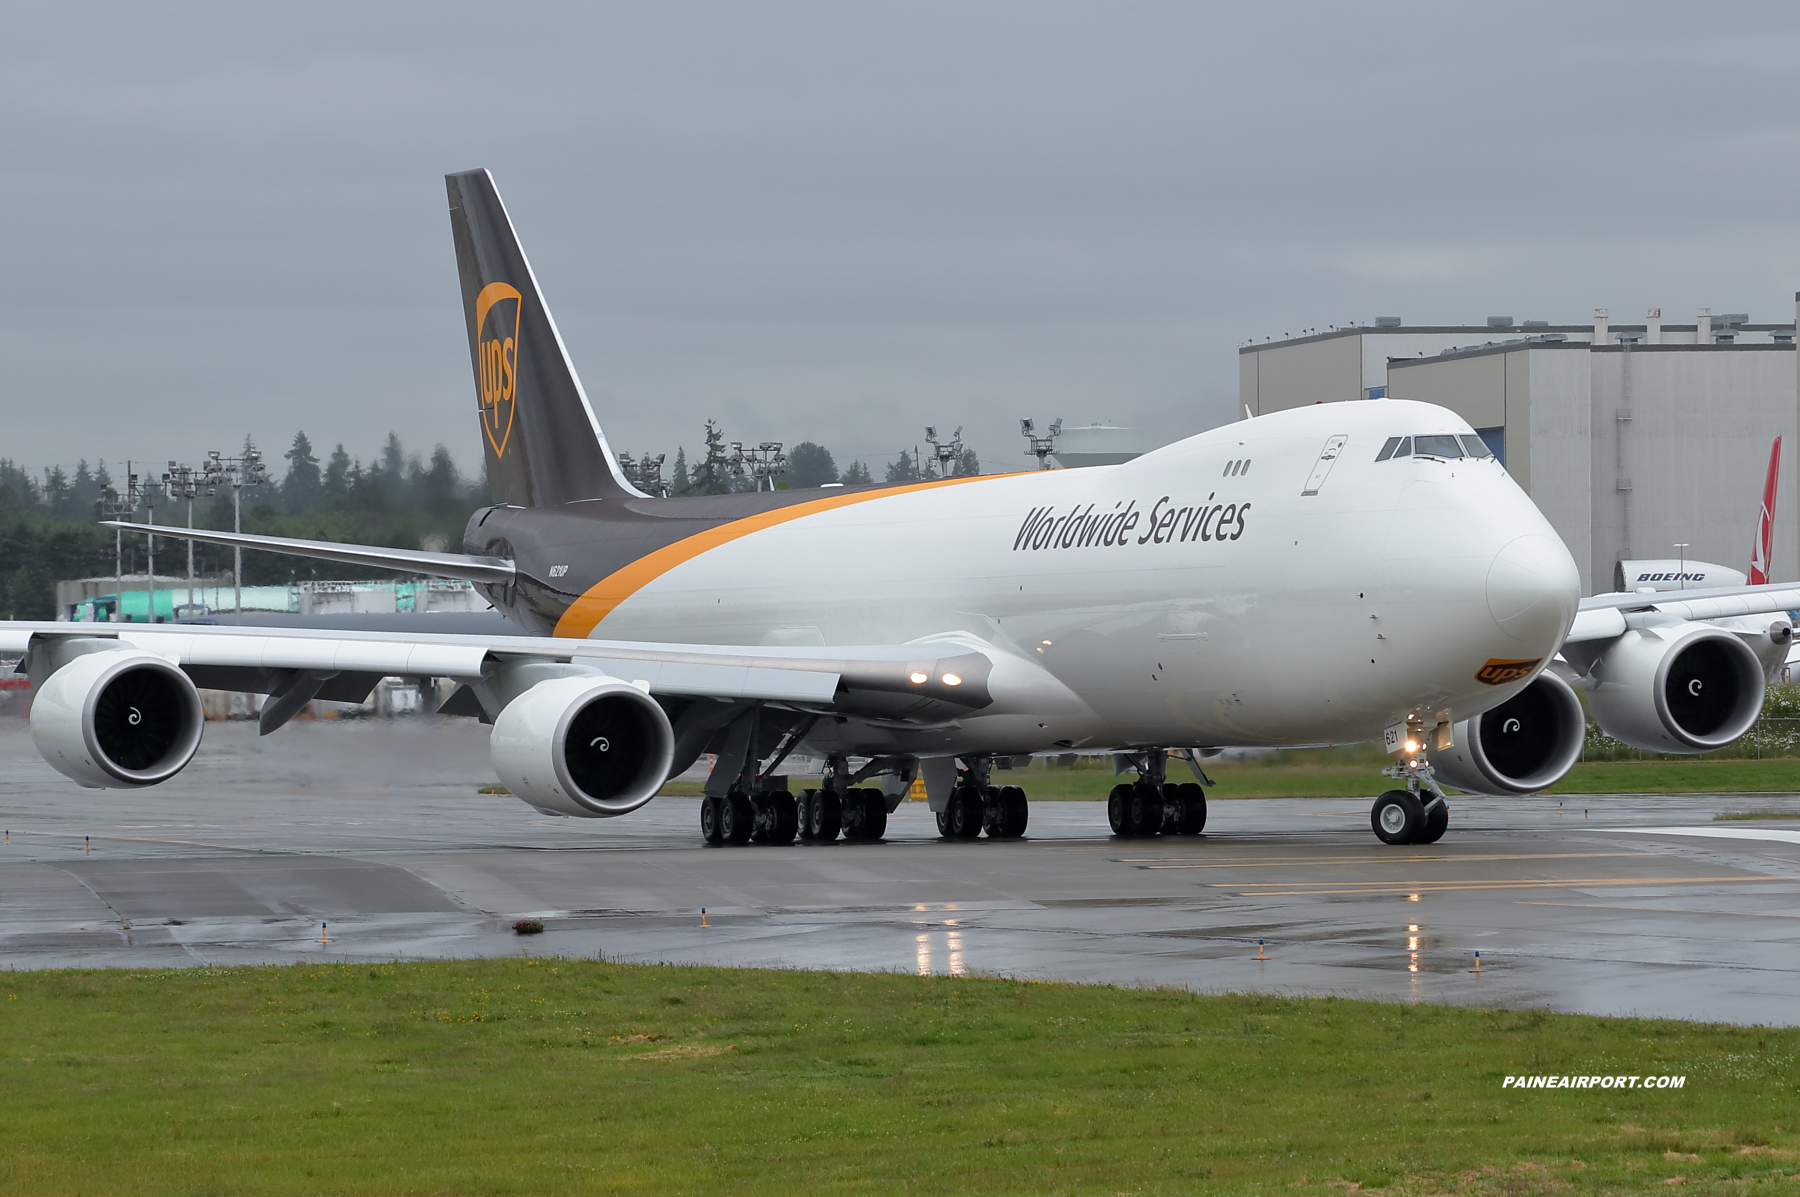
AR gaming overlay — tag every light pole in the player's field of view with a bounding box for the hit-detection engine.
[923,426,964,478]
[163,462,212,617]
[1020,417,1063,470]
[204,447,268,624]
[96,483,132,622]
[727,442,786,492]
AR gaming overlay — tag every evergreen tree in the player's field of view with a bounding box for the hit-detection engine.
[669,446,690,496]
[323,444,353,505]
[691,421,734,495]
[69,460,102,515]
[886,450,919,483]
[42,466,71,517]
[282,432,323,513]
[955,447,981,477]
[842,459,873,486]
[787,442,839,488]
[421,444,459,515]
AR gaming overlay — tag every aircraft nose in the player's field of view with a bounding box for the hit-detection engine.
[1486,533,1580,648]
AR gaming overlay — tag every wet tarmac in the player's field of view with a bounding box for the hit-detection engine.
[3,718,1798,1025]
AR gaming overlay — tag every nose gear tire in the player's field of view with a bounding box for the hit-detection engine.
[1371,789,1424,845]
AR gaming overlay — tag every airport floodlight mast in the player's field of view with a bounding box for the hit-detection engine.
[923,426,963,477]
[1020,417,1063,469]
[616,452,667,497]
[728,441,787,492]
[203,447,269,624]
[162,462,214,615]
[94,479,135,622]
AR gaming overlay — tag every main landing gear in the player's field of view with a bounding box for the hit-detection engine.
[1370,758,1449,845]
[700,789,801,846]
[934,757,1030,840]
[1105,750,1209,838]
[797,786,889,843]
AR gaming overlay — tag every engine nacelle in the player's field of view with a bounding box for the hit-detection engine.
[30,650,205,788]
[1587,622,1765,753]
[489,675,674,817]
[1432,670,1585,795]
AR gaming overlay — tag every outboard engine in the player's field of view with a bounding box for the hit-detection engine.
[1432,670,1585,796]
[1587,623,1765,753]
[489,675,675,817]
[31,649,205,788]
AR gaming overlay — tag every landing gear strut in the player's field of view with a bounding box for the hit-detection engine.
[1371,759,1449,845]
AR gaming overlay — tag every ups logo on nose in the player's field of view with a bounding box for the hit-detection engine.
[1476,657,1542,686]
[475,282,522,457]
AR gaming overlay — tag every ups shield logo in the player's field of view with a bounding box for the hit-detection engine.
[475,282,523,457]
[1475,657,1542,686]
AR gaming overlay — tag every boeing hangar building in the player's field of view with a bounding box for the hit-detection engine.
[1239,304,1800,596]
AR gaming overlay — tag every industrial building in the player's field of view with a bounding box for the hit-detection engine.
[1240,304,1800,595]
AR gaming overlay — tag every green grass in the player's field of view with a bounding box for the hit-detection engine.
[1715,810,1800,821]
[1,961,1795,1194]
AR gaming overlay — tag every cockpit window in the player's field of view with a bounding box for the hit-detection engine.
[1460,434,1494,459]
[1412,434,1464,459]
[1375,436,1402,462]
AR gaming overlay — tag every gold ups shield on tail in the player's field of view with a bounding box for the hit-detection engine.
[475,282,523,458]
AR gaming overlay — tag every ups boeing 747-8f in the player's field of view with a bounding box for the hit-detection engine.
[6,170,1797,846]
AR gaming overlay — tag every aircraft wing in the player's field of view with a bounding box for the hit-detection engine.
[0,620,993,714]
[99,522,515,585]
[1566,582,1800,643]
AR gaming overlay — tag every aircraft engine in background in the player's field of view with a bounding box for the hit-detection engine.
[1431,671,1586,796]
[1586,623,1765,753]
[489,675,675,817]
[30,649,205,788]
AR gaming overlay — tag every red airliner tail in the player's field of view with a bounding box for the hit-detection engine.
[1749,436,1782,585]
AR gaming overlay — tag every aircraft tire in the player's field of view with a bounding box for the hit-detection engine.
[771,793,799,844]
[981,785,1006,837]
[1107,784,1132,835]
[1128,781,1163,837]
[1179,783,1207,835]
[946,784,984,839]
[999,785,1029,837]
[935,808,952,837]
[796,790,816,841]
[700,794,726,845]
[750,795,773,844]
[813,788,842,842]
[841,788,869,840]
[1371,790,1423,845]
[1417,799,1449,844]
[1164,782,1205,834]
[722,792,755,845]
[860,792,888,841]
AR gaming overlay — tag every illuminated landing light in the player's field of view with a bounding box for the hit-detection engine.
[909,671,929,685]
[942,673,962,686]
[1404,739,1420,753]
[1041,639,1053,646]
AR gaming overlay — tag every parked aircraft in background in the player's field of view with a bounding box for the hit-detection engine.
[5,171,1799,847]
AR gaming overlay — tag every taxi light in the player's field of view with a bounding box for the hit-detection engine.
[1404,738,1420,753]
[909,671,928,685]
[942,673,962,686]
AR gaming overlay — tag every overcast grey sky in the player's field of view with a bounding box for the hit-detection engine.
[5,2,1799,482]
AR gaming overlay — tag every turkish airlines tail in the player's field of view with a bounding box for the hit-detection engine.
[1750,437,1782,585]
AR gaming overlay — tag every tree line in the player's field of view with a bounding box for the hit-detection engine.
[0,424,981,619]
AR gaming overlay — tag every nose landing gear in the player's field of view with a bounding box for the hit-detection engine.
[1371,759,1450,845]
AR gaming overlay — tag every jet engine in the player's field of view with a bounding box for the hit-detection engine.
[489,675,675,817]
[30,649,205,788]
[1432,670,1586,796]
[1586,623,1765,753]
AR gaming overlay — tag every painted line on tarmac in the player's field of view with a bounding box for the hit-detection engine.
[1211,875,1785,896]
[1131,852,1645,869]
[1611,826,1800,846]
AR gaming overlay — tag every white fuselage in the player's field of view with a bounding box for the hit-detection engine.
[589,401,1581,757]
